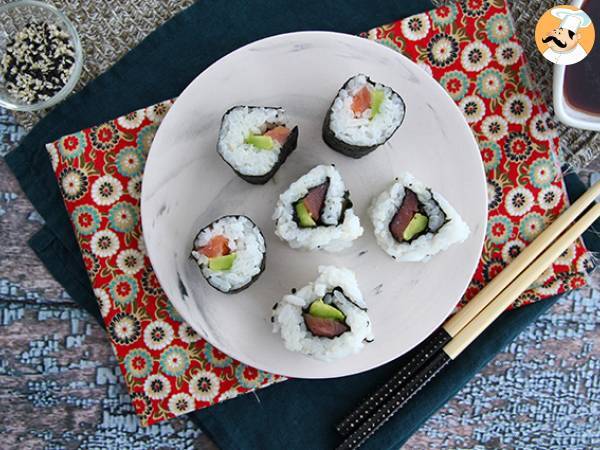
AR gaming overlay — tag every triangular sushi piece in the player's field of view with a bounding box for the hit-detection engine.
[370,173,470,262]
[273,165,363,252]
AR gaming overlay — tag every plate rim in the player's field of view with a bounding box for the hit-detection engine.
[141,30,488,379]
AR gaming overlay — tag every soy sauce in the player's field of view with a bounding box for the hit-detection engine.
[564,0,600,115]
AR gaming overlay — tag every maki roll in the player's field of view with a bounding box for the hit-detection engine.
[272,266,373,361]
[191,215,266,293]
[273,164,363,252]
[369,173,470,262]
[217,106,299,184]
[322,74,405,158]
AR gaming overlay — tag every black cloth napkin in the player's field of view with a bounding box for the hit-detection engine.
[7,0,433,324]
[30,171,598,450]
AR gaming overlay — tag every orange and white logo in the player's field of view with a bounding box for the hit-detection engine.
[535,5,595,65]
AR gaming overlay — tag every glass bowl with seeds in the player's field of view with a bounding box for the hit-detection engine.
[0,0,82,112]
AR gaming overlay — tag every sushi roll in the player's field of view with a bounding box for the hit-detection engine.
[217,106,299,184]
[272,164,363,252]
[322,74,405,158]
[272,266,373,361]
[191,215,266,293]
[369,173,470,262]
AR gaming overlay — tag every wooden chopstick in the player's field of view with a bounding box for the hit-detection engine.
[336,180,600,438]
[443,179,600,336]
[337,201,600,450]
[444,201,600,357]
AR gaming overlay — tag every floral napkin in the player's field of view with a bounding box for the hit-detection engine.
[47,0,588,426]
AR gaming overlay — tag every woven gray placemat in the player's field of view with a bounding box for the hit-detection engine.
[432,0,600,168]
[508,0,600,169]
[5,0,600,168]
[5,0,194,128]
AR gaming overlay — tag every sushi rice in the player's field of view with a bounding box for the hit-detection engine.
[323,74,405,157]
[273,164,363,251]
[369,173,470,262]
[272,266,373,361]
[191,215,266,293]
[217,106,296,178]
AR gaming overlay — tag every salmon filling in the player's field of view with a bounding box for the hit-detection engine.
[263,125,291,144]
[351,86,372,116]
[294,180,330,228]
[199,234,231,258]
[303,314,349,338]
[389,189,429,243]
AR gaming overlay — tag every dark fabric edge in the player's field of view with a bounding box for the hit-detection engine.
[29,227,103,325]
[26,165,600,447]
[386,296,558,449]
[7,0,598,446]
[4,0,435,258]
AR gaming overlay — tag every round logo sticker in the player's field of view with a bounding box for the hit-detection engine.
[535,5,595,65]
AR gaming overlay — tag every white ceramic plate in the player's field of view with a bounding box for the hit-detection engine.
[141,31,487,379]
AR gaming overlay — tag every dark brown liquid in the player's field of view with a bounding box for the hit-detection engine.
[564,0,600,115]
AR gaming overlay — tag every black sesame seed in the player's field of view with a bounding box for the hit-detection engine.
[1,21,76,104]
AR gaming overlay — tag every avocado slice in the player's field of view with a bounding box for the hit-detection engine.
[403,213,429,241]
[208,253,236,271]
[308,298,346,322]
[370,90,385,119]
[295,201,316,227]
[245,134,274,150]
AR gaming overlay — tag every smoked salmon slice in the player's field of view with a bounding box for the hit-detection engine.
[351,86,372,116]
[200,235,230,258]
[389,190,419,242]
[264,126,291,144]
[303,181,329,220]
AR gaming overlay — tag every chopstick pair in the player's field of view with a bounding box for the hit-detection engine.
[335,181,600,450]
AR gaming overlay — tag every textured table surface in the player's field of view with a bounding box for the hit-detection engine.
[2,106,599,450]
[1,0,600,447]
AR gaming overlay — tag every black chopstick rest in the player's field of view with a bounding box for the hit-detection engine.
[336,351,452,450]
[336,326,452,437]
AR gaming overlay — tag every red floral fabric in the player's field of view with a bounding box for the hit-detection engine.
[364,0,589,308]
[48,0,588,426]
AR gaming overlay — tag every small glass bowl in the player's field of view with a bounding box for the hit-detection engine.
[0,0,83,112]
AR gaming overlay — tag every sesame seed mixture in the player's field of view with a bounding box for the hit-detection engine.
[1,21,75,104]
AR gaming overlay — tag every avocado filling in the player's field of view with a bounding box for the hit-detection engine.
[403,213,429,241]
[308,298,346,321]
[295,202,316,227]
[245,134,274,150]
[294,180,330,228]
[208,253,237,271]
[303,295,349,338]
[389,189,430,243]
[370,89,385,120]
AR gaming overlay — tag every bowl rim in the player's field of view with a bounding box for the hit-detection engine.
[553,64,600,132]
[551,0,600,131]
[0,0,83,112]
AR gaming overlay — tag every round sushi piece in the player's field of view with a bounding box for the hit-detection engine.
[369,173,470,262]
[217,106,299,184]
[272,266,373,361]
[322,74,405,159]
[191,215,266,293]
[273,164,363,252]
